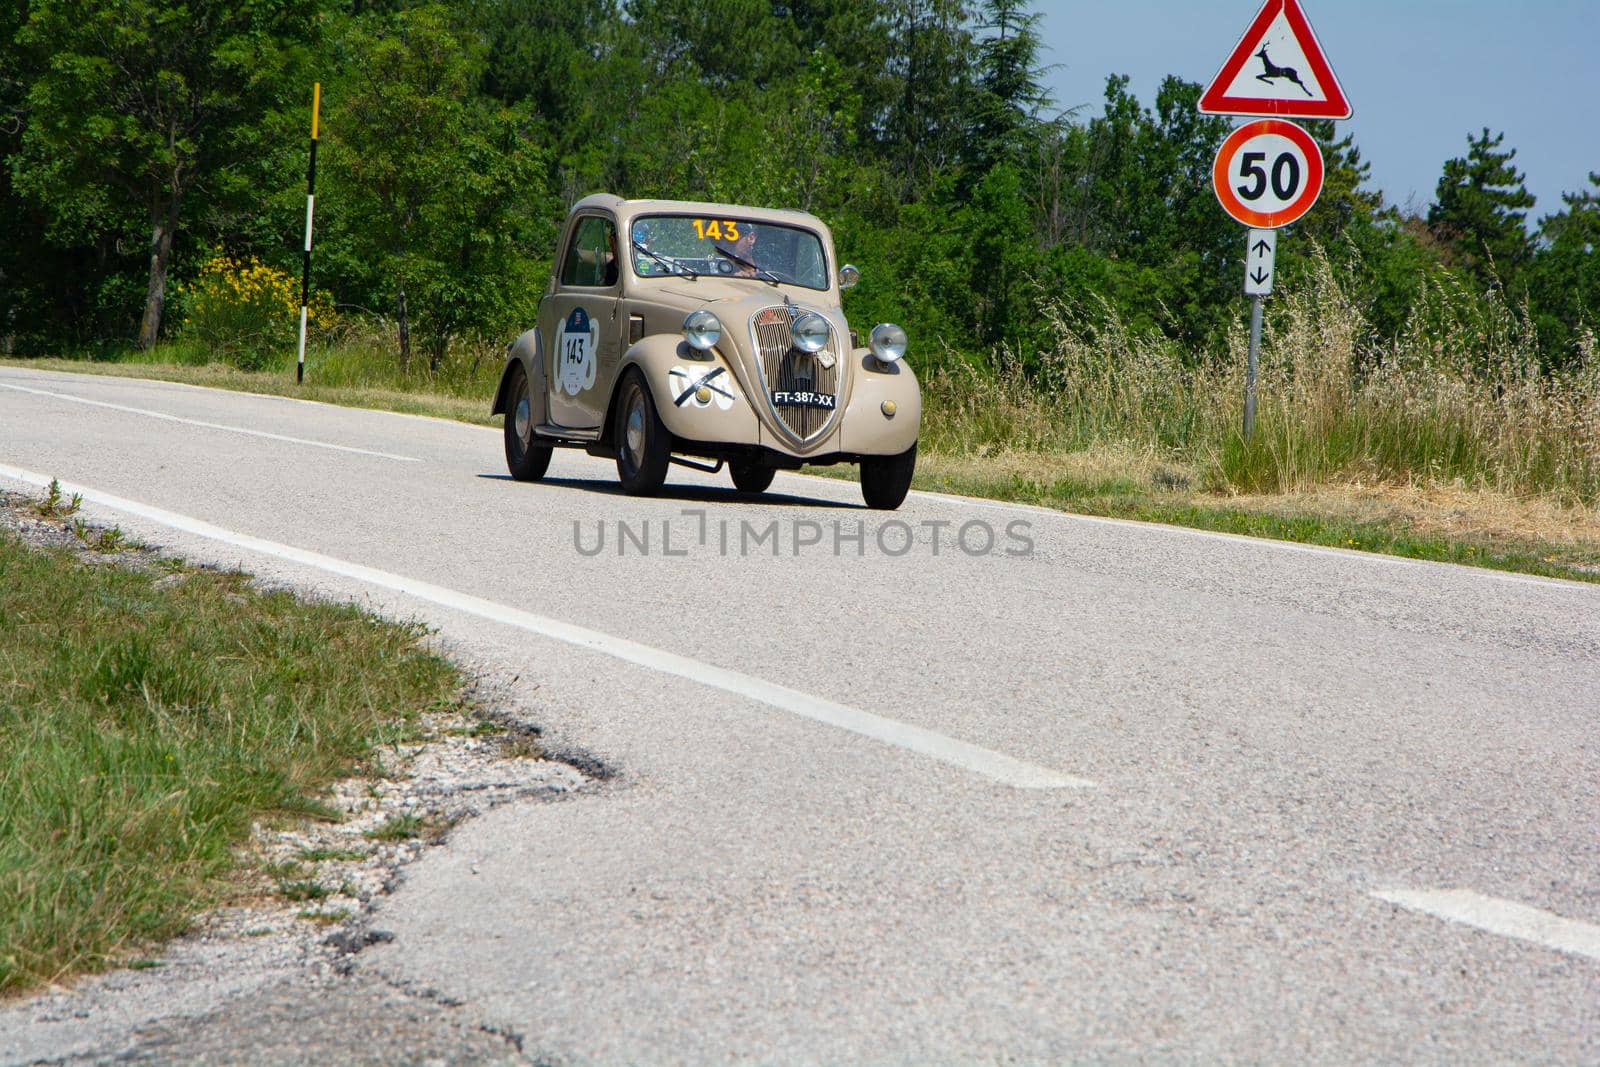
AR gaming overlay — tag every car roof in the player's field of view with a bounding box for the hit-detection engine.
[569,193,828,234]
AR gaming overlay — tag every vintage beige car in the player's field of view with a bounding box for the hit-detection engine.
[491,194,921,508]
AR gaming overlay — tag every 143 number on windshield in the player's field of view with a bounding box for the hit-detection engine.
[692,219,741,241]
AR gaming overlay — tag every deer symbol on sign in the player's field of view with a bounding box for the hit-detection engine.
[1254,47,1314,97]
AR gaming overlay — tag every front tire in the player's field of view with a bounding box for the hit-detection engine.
[503,362,552,482]
[730,461,775,494]
[615,368,670,495]
[860,442,916,510]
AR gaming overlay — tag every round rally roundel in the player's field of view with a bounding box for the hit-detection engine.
[1212,119,1325,229]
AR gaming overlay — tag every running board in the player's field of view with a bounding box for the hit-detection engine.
[670,455,724,474]
[533,423,602,444]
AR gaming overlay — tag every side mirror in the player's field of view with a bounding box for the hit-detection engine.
[838,264,860,291]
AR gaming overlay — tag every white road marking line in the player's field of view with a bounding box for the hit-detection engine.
[6,367,501,430]
[1373,889,1600,962]
[0,382,419,462]
[0,464,1090,791]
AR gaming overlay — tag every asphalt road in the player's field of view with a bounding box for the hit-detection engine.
[3,365,1598,1064]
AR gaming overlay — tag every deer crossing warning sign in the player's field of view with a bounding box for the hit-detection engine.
[1199,0,1352,120]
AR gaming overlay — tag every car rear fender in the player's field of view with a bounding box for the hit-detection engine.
[491,328,545,419]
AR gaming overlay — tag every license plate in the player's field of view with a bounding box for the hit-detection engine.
[771,390,835,410]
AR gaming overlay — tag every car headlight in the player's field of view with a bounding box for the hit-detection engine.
[791,311,829,354]
[869,323,907,363]
[683,309,721,351]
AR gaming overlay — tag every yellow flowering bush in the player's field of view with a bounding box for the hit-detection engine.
[183,256,335,370]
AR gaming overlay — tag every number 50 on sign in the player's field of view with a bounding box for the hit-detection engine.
[1212,118,1324,229]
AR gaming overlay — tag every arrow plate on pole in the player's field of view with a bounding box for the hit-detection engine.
[1245,228,1277,296]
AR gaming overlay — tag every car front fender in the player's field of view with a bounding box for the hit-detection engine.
[616,335,761,447]
[839,352,921,455]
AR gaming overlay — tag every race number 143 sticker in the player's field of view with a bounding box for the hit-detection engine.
[558,306,599,397]
[1211,118,1324,229]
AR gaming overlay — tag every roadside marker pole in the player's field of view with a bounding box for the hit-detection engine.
[296,82,320,386]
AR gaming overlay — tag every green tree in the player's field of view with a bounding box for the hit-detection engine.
[322,5,551,368]
[1427,128,1536,290]
[1295,121,1386,249]
[1530,173,1600,363]
[968,0,1051,174]
[625,0,797,87]
[13,0,318,347]
[772,0,898,152]
[964,163,1040,349]
[469,0,616,119]
[882,0,975,198]
[0,1,48,349]
[1049,75,1232,345]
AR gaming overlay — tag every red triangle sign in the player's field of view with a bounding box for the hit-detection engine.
[1199,0,1352,119]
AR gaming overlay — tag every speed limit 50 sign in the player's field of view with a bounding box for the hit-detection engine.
[1212,118,1324,229]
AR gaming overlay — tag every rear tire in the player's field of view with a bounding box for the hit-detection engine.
[503,362,552,482]
[860,442,916,510]
[730,461,775,494]
[615,368,670,495]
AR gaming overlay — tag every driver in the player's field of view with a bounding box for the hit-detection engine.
[731,224,759,277]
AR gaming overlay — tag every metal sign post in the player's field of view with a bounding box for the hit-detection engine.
[1245,292,1263,440]
[1242,228,1276,440]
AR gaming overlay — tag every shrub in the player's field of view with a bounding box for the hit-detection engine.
[182,256,334,370]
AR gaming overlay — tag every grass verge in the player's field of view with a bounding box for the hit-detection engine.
[0,517,460,995]
[873,449,1600,583]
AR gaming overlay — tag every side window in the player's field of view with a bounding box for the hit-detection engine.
[559,216,618,288]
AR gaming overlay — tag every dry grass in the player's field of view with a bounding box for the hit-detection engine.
[1219,482,1600,549]
[923,255,1600,507]
[913,445,1600,546]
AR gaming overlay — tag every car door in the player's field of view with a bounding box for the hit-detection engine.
[540,213,621,431]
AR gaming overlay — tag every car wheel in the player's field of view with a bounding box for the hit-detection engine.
[503,361,553,482]
[615,368,670,495]
[860,442,916,510]
[730,461,775,494]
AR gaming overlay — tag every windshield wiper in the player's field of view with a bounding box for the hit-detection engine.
[712,244,782,286]
[633,241,697,278]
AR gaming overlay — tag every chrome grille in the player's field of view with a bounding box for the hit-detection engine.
[749,305,842,443]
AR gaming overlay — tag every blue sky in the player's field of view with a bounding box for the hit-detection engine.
[1035,0,1600,222]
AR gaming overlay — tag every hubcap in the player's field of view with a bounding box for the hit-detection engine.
[625,392,645,463]
[514,394,531,444]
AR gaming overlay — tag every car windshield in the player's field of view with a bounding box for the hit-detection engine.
[629,215,829,291]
